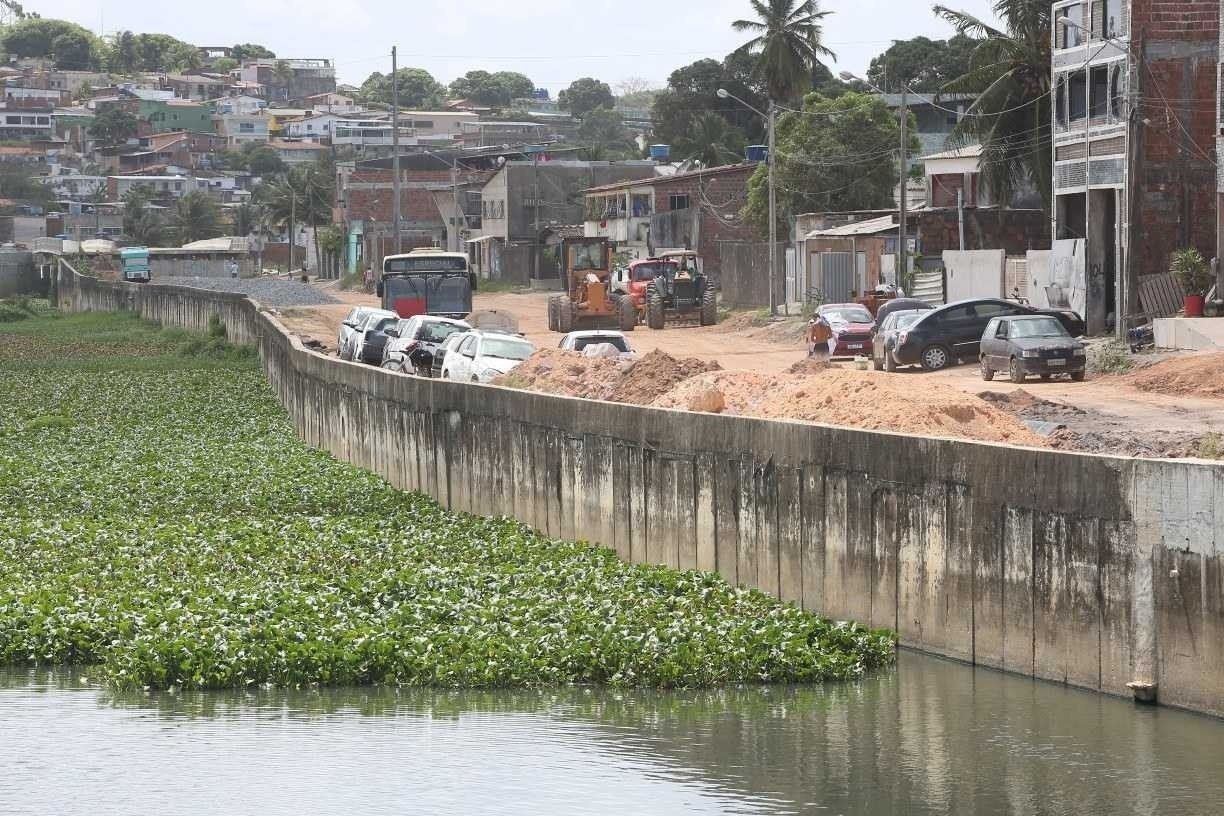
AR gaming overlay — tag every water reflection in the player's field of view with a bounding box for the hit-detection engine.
[1,652,1222,815]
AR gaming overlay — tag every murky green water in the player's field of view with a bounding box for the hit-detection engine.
[1,651,1222,815]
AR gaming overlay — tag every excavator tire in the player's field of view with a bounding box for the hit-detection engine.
[547,297,559,332]
[699,285,717,326]
[646,287,666,330]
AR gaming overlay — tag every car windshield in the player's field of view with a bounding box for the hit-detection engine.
[483,338,534,361]
[372,317,398,332]
[573,336,629,352]
[1010,318,1068,339]
[631,263,673,281]
[421,322,467,343]
[824,307,874,324]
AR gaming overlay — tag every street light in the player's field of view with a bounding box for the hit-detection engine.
[842,71,909,288]
[718,87,777,317]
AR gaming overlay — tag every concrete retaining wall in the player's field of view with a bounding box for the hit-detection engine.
[56,261,1224,717]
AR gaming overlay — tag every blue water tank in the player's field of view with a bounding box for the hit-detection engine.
[745,144,768,162]
[524,144,548,154]
[649,144,671,161]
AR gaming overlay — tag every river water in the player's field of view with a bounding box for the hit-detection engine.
[2,651,1222,815]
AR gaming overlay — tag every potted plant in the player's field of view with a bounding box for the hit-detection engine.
[1171,248,1212,317]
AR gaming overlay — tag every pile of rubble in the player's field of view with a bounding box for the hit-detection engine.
[1124,353,1224,398]
[502,349,1045,446]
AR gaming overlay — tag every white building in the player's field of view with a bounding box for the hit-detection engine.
[213,112,270,146]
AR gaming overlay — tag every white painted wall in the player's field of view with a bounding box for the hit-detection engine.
[942,249,1005,302]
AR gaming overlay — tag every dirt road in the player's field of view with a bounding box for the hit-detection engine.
[276,281,1224,450]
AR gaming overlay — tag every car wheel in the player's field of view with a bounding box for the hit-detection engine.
[1070,370,1086,382]
[980,357,994,382]
[1009,358,1026,384]
[920,344,951,371]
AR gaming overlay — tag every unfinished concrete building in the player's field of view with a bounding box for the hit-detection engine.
[1051,0,1220,335]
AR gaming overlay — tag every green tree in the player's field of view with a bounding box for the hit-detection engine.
[51,30,94,70]
[733,0,836,104]
[742,91,917,236]
[652,54,766,147]
[576,107,637,159]
[866,35,977,94]
[244,145,287,177]
[172,191,223,244]
[212,57,239,73]
[231,43,275,61]
[257,162,334,271]
[232,202,262,237]
[558,78,614,118]
[935,0,1052,210]
[673,112,747,166]
[122,186,165,246]
[358,68,445,109]
[166,42,202,72]
[132,33,196,72]
[88,108,139,146]
[106,30,139,75]
[1,18,94,60]
[448,70,534,107]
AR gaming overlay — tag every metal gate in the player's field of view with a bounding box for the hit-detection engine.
[812,251,853,303]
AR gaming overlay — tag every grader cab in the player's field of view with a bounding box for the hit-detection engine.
[547,237,636,333]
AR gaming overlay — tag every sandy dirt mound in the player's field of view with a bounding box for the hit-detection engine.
[613,350,721,404]
[1123,353,1224,398]
[496,348,628,400]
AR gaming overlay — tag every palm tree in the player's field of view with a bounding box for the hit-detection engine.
[732,0,836,104]
[172,191,223,245]
[122,186,164,246]
[674,112,747,166]
[934,0,1052,211]
[257,164,334,273]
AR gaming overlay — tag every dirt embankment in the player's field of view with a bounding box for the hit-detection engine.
[501,349,1045,447]
[1122,353,1224,398]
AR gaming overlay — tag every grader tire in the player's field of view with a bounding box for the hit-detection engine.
[617,294,637,332]
[556,297,575,334]
[699,286,717,326]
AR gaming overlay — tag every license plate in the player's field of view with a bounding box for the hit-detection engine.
[1048,359,1066,366]
[848,344,864,350]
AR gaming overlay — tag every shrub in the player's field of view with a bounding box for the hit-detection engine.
[1170,248,1212,297]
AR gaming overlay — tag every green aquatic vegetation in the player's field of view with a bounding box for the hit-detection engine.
[0,310,895,690]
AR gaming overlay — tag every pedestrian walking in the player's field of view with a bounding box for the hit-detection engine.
[807,314,833,360]
[364,266,376,295]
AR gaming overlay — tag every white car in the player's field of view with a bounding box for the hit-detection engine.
[348,309,397,364]
[336,306,378,360]
[382,315,471,375]
[440,330,536,383]
[557,330,634,357]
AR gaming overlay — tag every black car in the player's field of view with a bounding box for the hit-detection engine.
[874,298,933,329]
[979,315,1086,383]
[891,298,1086,371]
[358,313,401,365]
[872,310,929,372]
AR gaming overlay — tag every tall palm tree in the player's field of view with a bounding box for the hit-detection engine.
[934,0,1052,211]
[172,191,223,245]
[732,0,836,104]
[674,112,747,166]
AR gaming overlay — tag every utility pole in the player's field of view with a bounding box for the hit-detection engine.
[391,45,402,255]
[450,155,459,251]
[288,187,296,273]
[532,151,541,281]
[767,100,777,317]
[898,87,908,287]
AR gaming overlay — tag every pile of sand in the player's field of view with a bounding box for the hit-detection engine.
[501,348,1045,447]
[1123,353,1224,398]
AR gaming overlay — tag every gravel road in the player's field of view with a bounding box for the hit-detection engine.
[170,277,338,308]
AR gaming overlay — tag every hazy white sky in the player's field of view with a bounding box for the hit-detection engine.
[35,0,1000,93]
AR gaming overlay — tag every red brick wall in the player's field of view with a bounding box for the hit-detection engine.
[346,169,452,226]
[650,166,758,275]
[918,209,1051,256]
[1126,1,1221,274]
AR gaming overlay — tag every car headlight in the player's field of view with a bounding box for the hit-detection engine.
[1073,347,1086,357]
[1022,350,1040,358]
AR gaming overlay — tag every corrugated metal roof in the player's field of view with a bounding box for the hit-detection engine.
[805,215,897,238]
[920,144,983,162]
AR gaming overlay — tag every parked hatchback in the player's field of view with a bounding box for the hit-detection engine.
[891,298,1085,371]
[440,331,536,383]
[382,315,471,375]
[817,303,876,356]
[430,332,469,379]
[980,315,1087,383]
[872,310,929,372]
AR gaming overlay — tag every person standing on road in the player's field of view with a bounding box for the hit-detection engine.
[807,314,833,360]
[364,266,376,294]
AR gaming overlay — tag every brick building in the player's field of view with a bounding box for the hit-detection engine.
[582,163,759,278]
[1052,0,1220,335]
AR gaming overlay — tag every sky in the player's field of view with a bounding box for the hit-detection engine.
[32,0,1001,95]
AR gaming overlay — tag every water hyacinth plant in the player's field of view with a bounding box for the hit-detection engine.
[0,310,896,690]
